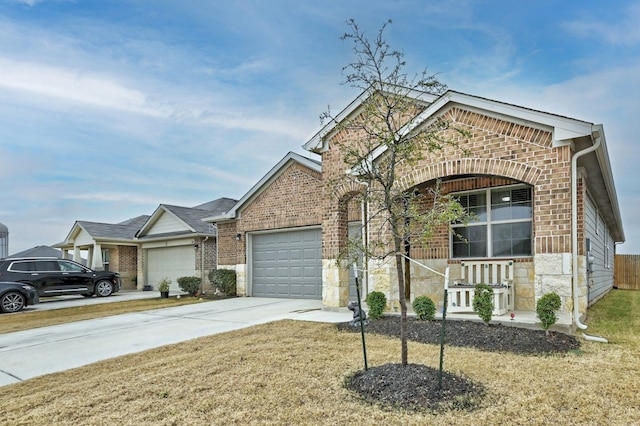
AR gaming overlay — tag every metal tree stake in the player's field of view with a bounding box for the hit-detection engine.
[353,263,368,371]
[438,268,450,390]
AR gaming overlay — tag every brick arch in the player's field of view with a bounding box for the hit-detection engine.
[333,179,366,201]
[398,157,542,192]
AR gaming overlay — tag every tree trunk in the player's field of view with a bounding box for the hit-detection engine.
[404,236,411,301]
[394,237,408,366]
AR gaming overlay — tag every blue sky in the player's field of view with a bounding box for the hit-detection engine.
[1,0,639,254]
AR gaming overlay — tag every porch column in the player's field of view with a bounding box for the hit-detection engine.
[73,245,82,263]
[322,259,350,308]
[91,243,104,270]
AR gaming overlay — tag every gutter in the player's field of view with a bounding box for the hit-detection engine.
[571,129,608,343]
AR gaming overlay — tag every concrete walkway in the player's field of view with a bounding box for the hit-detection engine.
[0,297,351,387]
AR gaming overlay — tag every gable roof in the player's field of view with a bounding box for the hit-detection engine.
[304,87,624,243]
[204,152,321,222]
[135,198,235,239]
[59,198,237,246]
[7,245,64,259]
[118,215,152,227]
[303,85,437,154]
[154,205,217,234]
[62,215,150,243]
[192,197,237,215]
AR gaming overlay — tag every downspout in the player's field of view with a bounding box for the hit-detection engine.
[213,224,219,272]
[361,192,369,296]
[571,131,608,343]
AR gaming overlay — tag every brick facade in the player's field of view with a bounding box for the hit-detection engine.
[117,245,138,289]
[215,159,325,296]
[318,101,586,319]
[212,91,618,327]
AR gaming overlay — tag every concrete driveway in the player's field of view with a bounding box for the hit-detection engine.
[0,297,351,387]
[27,289,162,311]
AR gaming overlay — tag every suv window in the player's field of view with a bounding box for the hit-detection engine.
[9,261,37,272]
[35,261,61,272]
[58,260,86,273]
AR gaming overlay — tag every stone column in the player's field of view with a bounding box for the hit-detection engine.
[322,259,350,308]
[91,243,103,270]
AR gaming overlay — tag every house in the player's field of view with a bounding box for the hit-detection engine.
[135,199,236,291]
[209,88,624,331]
[205,153,326,299]
[57,198,237,291]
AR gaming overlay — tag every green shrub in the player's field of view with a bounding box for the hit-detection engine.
[209,269,237,295]
[412,295,436,321]
[365,291,387,320]
[537,292,562,334]
[473,283,494,325]
[177,276,201,296]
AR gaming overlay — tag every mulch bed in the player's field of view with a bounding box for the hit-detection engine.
[337,316,581,412]
[337,316,581,355]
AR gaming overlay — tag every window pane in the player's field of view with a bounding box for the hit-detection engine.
[36,261,60,272]
[492,222,532,257]
[491,187,532,221]
[452,226,487,258]
[59,261,84,272]
[10,262,31,271]
[459,193,487,221]
[470,206,487,221]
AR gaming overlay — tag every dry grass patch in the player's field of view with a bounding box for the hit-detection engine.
[1,297,640,425]
[0,296,205,334]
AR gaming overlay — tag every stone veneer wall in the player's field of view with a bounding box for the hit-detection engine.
[408,259,536,312]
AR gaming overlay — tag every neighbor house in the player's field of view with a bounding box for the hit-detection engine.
[208,88,624,331]
[57,198,237,291]
[8,245,68,260]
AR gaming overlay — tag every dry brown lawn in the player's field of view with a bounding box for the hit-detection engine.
[1,291,639,425]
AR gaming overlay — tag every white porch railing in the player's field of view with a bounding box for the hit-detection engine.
[448,260,514,316]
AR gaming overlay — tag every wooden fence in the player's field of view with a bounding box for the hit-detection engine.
[614,255,640,290]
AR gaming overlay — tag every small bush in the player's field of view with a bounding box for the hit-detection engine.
[537,292,562,334]
[473,284,494,325]
[177,276,201,296]
[412,295,436,321]
[209,269,237,295]
[365,291,387,320]
[157,278,171,292]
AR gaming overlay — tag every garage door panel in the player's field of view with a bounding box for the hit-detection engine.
[147,246,196,292]
[252,228,321,299]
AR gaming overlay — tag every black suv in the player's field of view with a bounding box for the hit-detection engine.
[0,258,121,298]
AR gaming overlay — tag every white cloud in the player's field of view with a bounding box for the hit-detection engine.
[563,3,640,46]
[0,57,168,117]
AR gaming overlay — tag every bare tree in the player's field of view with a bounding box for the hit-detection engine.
[322,19,470,366]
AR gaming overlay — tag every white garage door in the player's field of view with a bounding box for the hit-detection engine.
[147,246,196,291]
[251,228,322,299]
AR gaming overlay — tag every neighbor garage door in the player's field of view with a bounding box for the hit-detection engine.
[147,246,196,291]
[251,228,322,299]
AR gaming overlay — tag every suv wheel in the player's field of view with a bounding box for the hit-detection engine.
[95,280,114,297]
[1,292,26,313]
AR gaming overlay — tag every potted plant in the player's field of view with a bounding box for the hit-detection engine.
[158,278,171,298]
